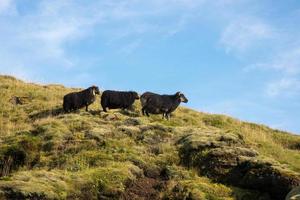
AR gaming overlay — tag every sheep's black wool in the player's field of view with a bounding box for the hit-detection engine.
[141,91,188,119]
[63,86,100,112]
[101,90,139,112]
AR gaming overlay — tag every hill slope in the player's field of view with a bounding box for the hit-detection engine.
[0,75,300,200]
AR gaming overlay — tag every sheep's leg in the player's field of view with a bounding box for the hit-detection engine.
[86,105,89,112]
[142,107,145,115]
[103,107,107,112]
[63,106,69,113]
[164,113,169,120]
[166,113,170,120]
[127,105,134,111]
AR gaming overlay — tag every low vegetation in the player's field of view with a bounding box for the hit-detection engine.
[0,75,299,199]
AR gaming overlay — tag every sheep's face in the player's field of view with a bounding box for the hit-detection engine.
[90,86,100,95]
[94,87,100,95]
[176,92,188,103]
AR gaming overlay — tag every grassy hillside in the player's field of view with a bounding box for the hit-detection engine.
[0,75,300,200]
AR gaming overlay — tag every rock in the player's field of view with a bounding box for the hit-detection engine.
[102,113,120,121]
[137,124,173,145]
[177,131,300,200]
[117,126,141,137]
[119,109,141,117]
[124,118,142,126]
[9,96,29,105]
[84,131,106,147]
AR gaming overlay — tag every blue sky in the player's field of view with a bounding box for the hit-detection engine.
[0,0,300,133]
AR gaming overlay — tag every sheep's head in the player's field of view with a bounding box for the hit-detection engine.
[90,86,100,95]
[176,92,188,103]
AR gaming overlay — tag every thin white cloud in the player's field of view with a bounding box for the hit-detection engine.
[0,0,208,82]
[220,18,274,53]
[0,0,12,13]
[269,47,300,75]
[0,0,105,78]
[217,4,300,98]
[266,78,300,97]
[266,47,300,97]
[118,39,142,56]
[244,45,300,97]
[246,45,300,74]
[165,14,190,37]
[27,1,102,59]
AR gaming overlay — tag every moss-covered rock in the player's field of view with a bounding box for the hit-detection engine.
[0,170,70,199]
[177,131,300,200]
[0,135,41,177]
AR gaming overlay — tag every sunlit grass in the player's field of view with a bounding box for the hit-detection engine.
[0,75,299,199]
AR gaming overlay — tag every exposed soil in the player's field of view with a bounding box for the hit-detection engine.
[122,177,166,200]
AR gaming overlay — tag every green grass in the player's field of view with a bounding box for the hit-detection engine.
[0,75,299,199]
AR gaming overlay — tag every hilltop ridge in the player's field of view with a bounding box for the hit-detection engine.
[0,75,300,200]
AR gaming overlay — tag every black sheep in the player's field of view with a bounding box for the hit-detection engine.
[101,90,139,112]
[63,86,100,112]
[141,91,188,120]
[140,92,155,109]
